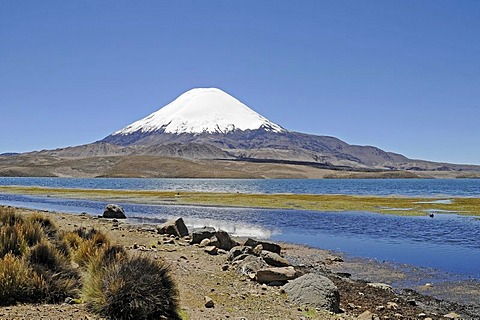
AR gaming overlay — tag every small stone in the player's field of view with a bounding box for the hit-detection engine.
[163,238,175,245]
[244,238,281,254]
[204,296,215,308]
[406,299,417,306]
[199,238,211,247]
[368,282,393,291]
[387,302,398,310]
[394,313,403,318]
[376,306,385,311]
[443,312,461,319]
[418,314,427,318]
[356,310,374,320]
[256,266,297,284]
[204,246,218,255]
[252,244,263,256]
[222,264,229,271]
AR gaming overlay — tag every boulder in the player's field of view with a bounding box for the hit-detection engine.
[227,246,253,261]
[215,229,238,251]
[256,266,297,284]
[157,218,189,237]
[102,204,126,219]
[236,255,268,275]
[283,273,340,313]
[191,227,216,244]
[245,238,281,254]
[261,251,290,267]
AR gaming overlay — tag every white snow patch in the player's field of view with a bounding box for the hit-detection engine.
[114,88,286,135]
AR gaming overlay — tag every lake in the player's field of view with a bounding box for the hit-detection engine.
[1,177,479,196]
[1,177,479,282]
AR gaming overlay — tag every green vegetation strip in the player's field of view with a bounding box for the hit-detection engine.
[0,186,479,216]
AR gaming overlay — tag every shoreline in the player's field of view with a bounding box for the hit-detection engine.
[1,206,478,319]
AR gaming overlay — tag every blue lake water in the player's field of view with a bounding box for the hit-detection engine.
[1,177,479,196]
[1,178,480,282]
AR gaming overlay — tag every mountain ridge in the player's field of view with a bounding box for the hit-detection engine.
[1,87,479,178]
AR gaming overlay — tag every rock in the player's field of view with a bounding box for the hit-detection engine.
[204,246,218,255]
[367,282,393,292]
[162,238,175,245]
[191,227,216,244]
[222,264,229,271]
[407,299,417,306]
[417,313,427,318]
[443,312,461,319]
[256,266,297,284]
[204,296,215,308]
[282,273,340,313]
[215,229,238,251]
[157,218,189,237]
[245,238,281,254]
[102,204,126,219]
[356,310,374,320]
[227,246,253,261]
[252,244,263,256]
[232,254,250,263]
[261,250,291,267]
[236,255,268,275]
[387,302,398,310]
[199,238,211,247]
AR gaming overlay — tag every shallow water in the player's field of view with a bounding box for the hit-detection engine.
[1,193,479,281]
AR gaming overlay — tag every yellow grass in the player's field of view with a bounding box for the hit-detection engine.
[0,185,479,216]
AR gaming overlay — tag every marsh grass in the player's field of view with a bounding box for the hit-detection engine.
[1,186,479,216]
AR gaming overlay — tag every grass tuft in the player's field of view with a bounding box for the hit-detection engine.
[0,225,28,258]
[0,253,46,306]
[0,206,24,226]
[28,213,58,238]
[84,255,180,320]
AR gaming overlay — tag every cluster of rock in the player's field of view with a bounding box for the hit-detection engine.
[156,217,340,314]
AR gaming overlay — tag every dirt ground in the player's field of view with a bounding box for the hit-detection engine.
[0,208,477,320]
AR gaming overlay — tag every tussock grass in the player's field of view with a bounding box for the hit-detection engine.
[73,231,110,267]
[29,213,58,238]
[27,241,80,302]
[0,253,46,306]
[0,224,28,258]
[0,206,24,226]
[83,255,180,320]
[0,207,181,317]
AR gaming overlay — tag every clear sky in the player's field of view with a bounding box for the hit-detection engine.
[1,0,479,165]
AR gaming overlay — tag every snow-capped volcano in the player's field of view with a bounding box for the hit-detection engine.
[113,88,285,135]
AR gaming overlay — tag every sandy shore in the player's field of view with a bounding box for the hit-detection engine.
[0,207,478,319]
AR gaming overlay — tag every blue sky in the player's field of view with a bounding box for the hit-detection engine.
[1,0,479,165]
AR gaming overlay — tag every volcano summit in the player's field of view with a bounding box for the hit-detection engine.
[1,88,479,178]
